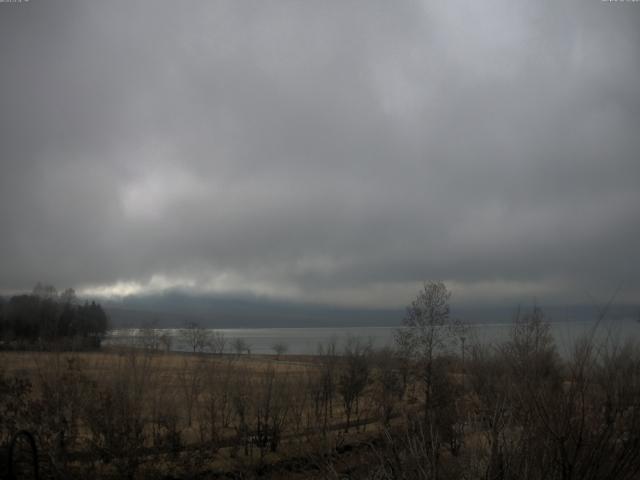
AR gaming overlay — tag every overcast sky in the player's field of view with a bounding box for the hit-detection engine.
[1,0,639,308]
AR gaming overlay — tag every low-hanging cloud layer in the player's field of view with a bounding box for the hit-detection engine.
[1,0,639,308]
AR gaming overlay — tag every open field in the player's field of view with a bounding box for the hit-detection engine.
[0,349,314,377]
[1,345,419,479]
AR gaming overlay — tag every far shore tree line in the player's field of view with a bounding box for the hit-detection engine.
[140,320,288,358]
[0,283,109,349]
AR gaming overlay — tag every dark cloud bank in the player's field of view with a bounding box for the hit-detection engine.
[1,0,639,324]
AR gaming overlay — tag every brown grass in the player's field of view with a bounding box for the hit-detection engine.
[1,347,402,479]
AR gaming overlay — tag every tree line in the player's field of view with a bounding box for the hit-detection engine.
[0,283,109,348]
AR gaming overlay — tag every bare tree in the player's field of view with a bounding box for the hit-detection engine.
[229,364,252,456]
[176,357,205,428]
[253,367,290,457]
[139,320,161,351]
[232,337,249,356]
[316,338,339,434]
[391,281,459,478]
[59,288,77,306]
[199,357,235,447]
[158,332,172,352]
[32,282,58,300]
[83,350,156,479]
[272,341,288,359]
[395,281,456,415]
[180,321,211,353]
[372,347,403,426]
[210,330,227,355]
[338,337,371,432]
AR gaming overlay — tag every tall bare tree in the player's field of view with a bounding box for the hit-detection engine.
[180,321,211,353]
[210,331,227,355]
[395,281,456,414]
[338,337,371,432]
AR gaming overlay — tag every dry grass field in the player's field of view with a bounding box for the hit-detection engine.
[1,345,411,479]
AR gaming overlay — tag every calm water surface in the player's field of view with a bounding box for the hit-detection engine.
[105,318,640,356]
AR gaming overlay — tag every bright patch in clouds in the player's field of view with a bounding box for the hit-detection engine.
[120,166,208,221]
[80,275,197,298]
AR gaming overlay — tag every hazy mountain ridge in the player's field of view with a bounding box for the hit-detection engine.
[103,291,403,328]
[99,291,640,329]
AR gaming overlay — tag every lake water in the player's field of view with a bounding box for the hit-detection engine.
[104,317,640,356]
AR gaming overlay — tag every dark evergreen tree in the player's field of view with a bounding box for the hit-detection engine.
[0,284,109,348]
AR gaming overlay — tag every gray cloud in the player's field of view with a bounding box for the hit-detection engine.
[1,0,639,307]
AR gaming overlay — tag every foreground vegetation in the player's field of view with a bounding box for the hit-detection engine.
[2,283,640,479]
